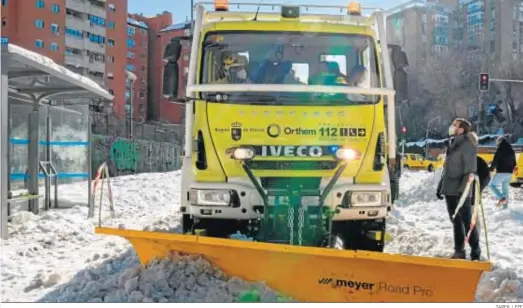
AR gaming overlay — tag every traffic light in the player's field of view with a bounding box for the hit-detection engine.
[479,73,489,92]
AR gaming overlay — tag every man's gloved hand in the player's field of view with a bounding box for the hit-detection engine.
[436,191,444,200]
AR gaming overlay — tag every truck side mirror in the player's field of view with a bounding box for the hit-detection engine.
[162,39,182,99]
[388,44,408,102]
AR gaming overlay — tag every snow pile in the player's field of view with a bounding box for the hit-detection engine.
[1,171,284,303]
[39,252,285,303]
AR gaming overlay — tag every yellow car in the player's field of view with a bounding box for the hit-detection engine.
[402,153,441,172]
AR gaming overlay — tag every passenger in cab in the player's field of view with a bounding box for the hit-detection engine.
[347,65,366,86]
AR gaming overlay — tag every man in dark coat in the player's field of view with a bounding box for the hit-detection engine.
[436,118,481,260]
[489,136,517,209]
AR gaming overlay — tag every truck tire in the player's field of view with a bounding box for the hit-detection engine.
[427,164,434,172]
[181,214,194,234]
[331,220,386,253]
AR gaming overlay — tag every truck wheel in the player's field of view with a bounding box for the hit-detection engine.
[181,214,194,234]
[331,220,386,253]
[390,180,399,203]
[403,164,409,169]
[427,164,434,172]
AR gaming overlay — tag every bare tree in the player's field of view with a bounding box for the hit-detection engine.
[416,51,481,120]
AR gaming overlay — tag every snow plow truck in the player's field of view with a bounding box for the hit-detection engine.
[96,0,492,302]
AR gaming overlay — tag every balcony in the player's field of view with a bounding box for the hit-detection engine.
[65,14,85,29]
[65,0,87,12]
[86,57,105,73]
[85,39,106,53]
[86,1,106,18]
[65,53,86,68]
[65,35,85,50]
[84,19,106,36]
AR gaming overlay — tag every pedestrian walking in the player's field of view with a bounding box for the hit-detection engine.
[489,136,516,209]
[436,118,481,260]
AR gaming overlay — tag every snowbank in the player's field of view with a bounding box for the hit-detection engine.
[1,171,284,302]
[2,169,523,302]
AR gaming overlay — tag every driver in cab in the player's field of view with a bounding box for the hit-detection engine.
[212,54,251,84]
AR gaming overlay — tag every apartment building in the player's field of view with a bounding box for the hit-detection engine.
[1,0,128,117]
[455,0,523,67]
[387,0,523,70]
[126,16,148,123]
[386,0,456,71]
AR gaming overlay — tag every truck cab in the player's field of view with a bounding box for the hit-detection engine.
[164,1,408,252]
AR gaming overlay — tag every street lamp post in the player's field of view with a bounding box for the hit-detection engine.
[425,116,441,158]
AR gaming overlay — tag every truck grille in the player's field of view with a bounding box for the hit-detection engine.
[260,177,322,190]
[246,160,338,171]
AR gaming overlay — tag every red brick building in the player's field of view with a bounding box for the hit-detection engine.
[2,1,187,125]
[126,16,148,122]
[1,0,127,117]
[131,12,189,124]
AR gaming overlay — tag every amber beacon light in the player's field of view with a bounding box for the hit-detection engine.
[215,0,229,11]
[348,2,361,16]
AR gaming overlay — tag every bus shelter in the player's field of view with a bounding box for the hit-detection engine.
[1,43,113,239]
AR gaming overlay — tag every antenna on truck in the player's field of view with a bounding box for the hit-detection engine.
[253,5,261,20]
[253,0,264,21]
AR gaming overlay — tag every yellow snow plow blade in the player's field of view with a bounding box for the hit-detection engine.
[96,227,491,302]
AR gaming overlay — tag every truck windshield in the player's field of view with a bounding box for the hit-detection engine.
[200,31,380,105]
[199,31,381,105]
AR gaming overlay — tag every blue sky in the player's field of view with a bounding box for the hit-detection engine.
[129,0,405,23]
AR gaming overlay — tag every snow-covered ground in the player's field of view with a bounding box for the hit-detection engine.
[1,170,522,302]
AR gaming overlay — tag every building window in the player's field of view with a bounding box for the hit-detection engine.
[108,39,115,46]
[126,64,135,71]
[107,56,115,63]
[126,38,135,48]
[89,15,105,27]
[51,23,59,34]
[139,91,145,98]
[35,19,44,28]
[140,54,146,59]
[108,3,115,11]
[36,0,44,8]
[88,33,105,44]
[127,52,135,58]
[65,27,83,38]
[141,29,147,35]
[50,43,58,51]
[127,25,136,36]
[141,66,145,72]
[2,0,7,6]
[35,39,44,48]
[108,21,115,29]
[52,4,59,13]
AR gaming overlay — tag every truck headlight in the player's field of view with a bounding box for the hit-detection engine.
[229,147,255,160]
[335,148,360,161]
[189,189,236,207]
[350,192,382,207]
